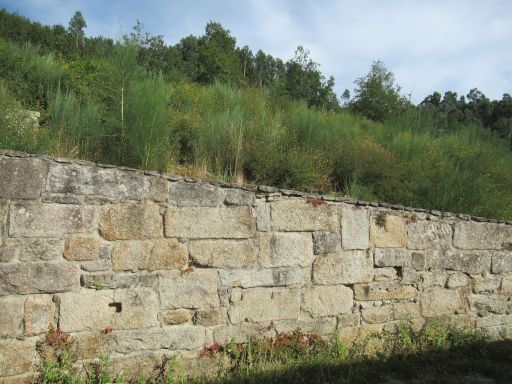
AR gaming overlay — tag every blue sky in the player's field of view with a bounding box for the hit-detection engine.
[2,0,511,102]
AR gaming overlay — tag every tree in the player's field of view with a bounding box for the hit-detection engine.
[350,60,409,122]
[68,11,87,55]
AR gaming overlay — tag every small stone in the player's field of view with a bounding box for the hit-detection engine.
[161,309,191,325]
[24,295,55,336]
[446,272,469,289]
[100,202,162,240]
[64,235,102,261]
[194,308,227,326]
[148,177,169,202]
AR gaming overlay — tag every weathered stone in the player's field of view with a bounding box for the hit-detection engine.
[57,288,159,332]
[64,235,102,261]
[9,203,97,237]
[194,308,228,326]
[0,296,24,338]
[0,340,37,376]
[302,285,353,317]
[228,288,301,323]
[476,313,512,328]
[107,352,163,382]
[165,206,256,239]
[313,231,341,254]
[469,294,512,316]
[354,283,416,301]
[190,239,256,268]
[12,239,63,261]
[341,206,369,250]
[73,331,116,359]
[0,200,7,246]
[362,302,421,324]
[0,373,38,384]
[370,213,407,248]
[80,259,111,272]
[255,200,270,231]
[407,221,452,250]
[373,267,398,282]
[374,248,411,267]
[47,163,148,201]
[0,262,79,295]
[81,272,158,290]
[421,287,463,317]
[148,177,169,202]
[213,323,275,344]
[219,267,306,288]
[418,270,448,288]
[24,295,55,336]
[275,317,337,335]
[428,251,492,274]
[411,252,426,270]
[169,181,224,206]
[99,202,162,240]
[271,199,339,232]
[313,251,373,285]
[159,269,220,309]
[446,272,469,289]
[225,189,255,206]
[115,326,210,353]
[0,247,16,262]
[492,253,512,273]
[0,157,47,200]
[260,232,314,267]
[502,278,512,296]
[160,309,191,325]
[472,274,501,293]
[454,221,512,250]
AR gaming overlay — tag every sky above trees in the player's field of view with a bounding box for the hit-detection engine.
[2,0,511,102]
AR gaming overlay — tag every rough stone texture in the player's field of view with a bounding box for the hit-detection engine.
[73,332,116,359]
[0,157,47,200]
[165,206,256,239]
[194,308,228,326]
[502,278,512,296]
[271,199,339,232]
[469,294,512,316]
[302,285,353,317]
[0,247,16,262]
[341,206,369,250]
[225,189,255,206]
[373,267,398,282]
[169,181,224,207]
[99,202,162,240]
[47,163,148,201]
[219,267,306,288]
[446,272,469,289]
[190,239,256,268]
[374,248,412,267]
[159,269,220,309]
[160,309,191,325]
[407,221,452,250]
[57,288,159,332]
[491,252,512,273]
[148,177,169,202]
[80,259,111,272]
[354,283,416,301]
[255,200,270,231]
[1,200,8,246]
[472,274,501,293]
[421,288,463,317]
[370,213,407,248]
[9,203,97,237]
[228,288,301,323]
[313,251,373,285]
[112,239,187,272]
[213,323,275,344]
[362,302,421,324]
[313,231,341,254]
[442,251,492,274]
[81,273,158,290]
[454,221,512,250]
[0,340,37,376]
[0,296,24,338]
[10,239,63,261]
[275,317,337,335]
[24,294,55,336]
[64,235,102,261]
[260,232,314,267]
[0,262,79,295]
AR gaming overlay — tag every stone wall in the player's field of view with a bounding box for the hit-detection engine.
[1,149,512,381]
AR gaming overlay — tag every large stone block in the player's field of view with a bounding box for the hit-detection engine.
[99,202,162,240]
[0,340,37,377]
[313,231,341,254]
[219,267,306,288]
[354,282,416,301]
[64,235,102,261]
[159,269,219,309]
[0,296,24,338]
[9,203,97,237]
[341,206,369,250]
[228,287,301,324]
[57,288,159,332]
[190,239,256,268]
[260,232,314,267]
[0,262,79,295]
[302,285,353,317]
[0,157,48,200]
[112,239,187,272]
[313,250,373,285]
[421,287,463,317]
[374,248,412,267]
[370,213,406,248]
[271,199,339,232]
[362,302,421,324]
[165,207,256,239]
[169,181,224,207]
[407,221,452,250]
[24,294,55,336]
[454,221,512,250]
[46,163,149,201]
[441,251,491,274]
[469,294,512,316]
